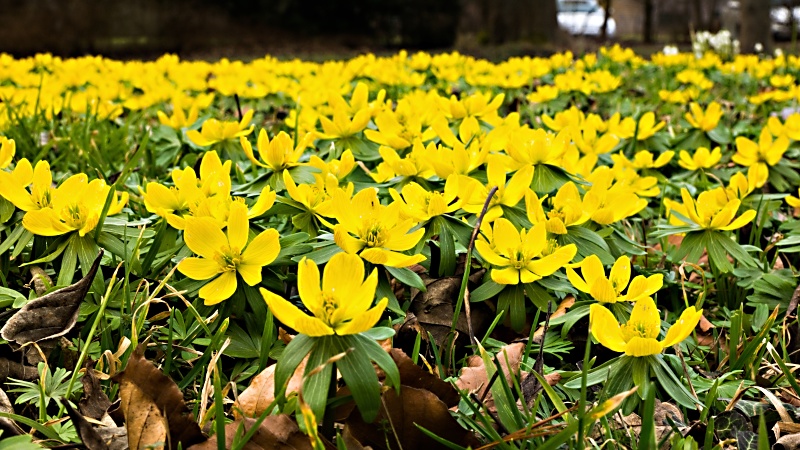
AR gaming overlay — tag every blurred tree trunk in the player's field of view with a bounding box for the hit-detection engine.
[457,0,565,46]
[739,0,773,53]
[643,0,654,43]
[601,0,612,41]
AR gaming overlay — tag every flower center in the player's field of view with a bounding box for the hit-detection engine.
[215,246,242,271]
[362,220,386,248]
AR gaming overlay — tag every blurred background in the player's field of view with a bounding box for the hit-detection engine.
[0,0,793,59]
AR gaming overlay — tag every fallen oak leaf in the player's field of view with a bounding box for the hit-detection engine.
[186,415,312,450]
[65,401,110,450]
[79,360,111,420]
[455,342,525,399]
[112,344,205,450]
[233,357,308,419]
[345,385,480,450]
[389,349,460,408]
[1,250,103,346]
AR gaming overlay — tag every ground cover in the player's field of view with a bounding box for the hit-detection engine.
[0,46,800,449]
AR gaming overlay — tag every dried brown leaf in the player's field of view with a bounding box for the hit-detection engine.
[455,342,525,398]
[187,415,312,450]
[234,358,307,419]
[345,385,480,450]
[1,251,102,346]
[65,401,110,450]
[112,345,205,450]
[389,349,460,408]
[80,363,111,420]
[0,387,22,436]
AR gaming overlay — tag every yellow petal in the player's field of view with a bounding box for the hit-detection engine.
[492,218,521,256]
[577,254,604,287]
[178,257,221,280]
[184,217,227,260]
[334,225,365,254]
[720,209,756,231]
[241,229,280,266]
[491,267,521,285]
[661,306,703,348]
[248,187,276,218]
[323,252,364,304]
[566,267,590,293]
[360,248,425,268]
[527,244,576,278]
[384,224,425,251]
[335,297,388,335]
[589,304,627,352]
[624,337,663,357]
[590,278,618,303]
[199,271,238,305]
[237,264,263,286]
[227,202,249,250]
[475,240,511,267]
[624,274,663,301]
[609,256,631,294]
[23,209,72,236]
[628,296,661,336]
[260,288,333,336]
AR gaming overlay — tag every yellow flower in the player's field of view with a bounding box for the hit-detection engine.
[726,172,756,201]
[364,109,435,150]
[671,188,756,231]
[260,252,388,336]
[635,112,666,141]
[567,255,662,304]
[541,106,585,132]
[526,85,560,104]
[787,188,800,208]
[583,175,647,226]
[767,114,800,141]
[157,103,200,130]
[283,171,338,223]
[733,127,790,188]
[0,160,54,211]
[525,183,589,235]
[389,175,461,222]
[589,296,703,357]
[332,188,426,268]
[22,177,128,237]
[308,150,356,184]
[240,129,306,173]
[684,102,723,131]
[678,147,721,171]
[178,202,280,305]
[318,102,371,139]
[612,150,674,171]
[370,141,436,182]
[187,110,254,147]
[459,158,534,222]
[505,128,569,167]
[475,218,577,285]
[0,137,15,169]
[571,122,619,156]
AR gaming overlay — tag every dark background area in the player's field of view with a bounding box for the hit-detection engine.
[0,0,460,59]
[0,0,782,59]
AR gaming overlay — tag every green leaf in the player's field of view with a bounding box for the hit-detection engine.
[639,382,657,450]
[652,355,698,409]
[498,284,526,332]
[478,342,522,431]
[714,410,752,441]
[523,282,554,311]
[332,336,382,422]
[437,222,456,277]
[470,280,505,302]
[301,337,335,422]
[560,226,614,264]
[386,266,427,292]
[707,124,732,144]
[354,333,400,390]
[293,242,342,264]
[274,334,315,399]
